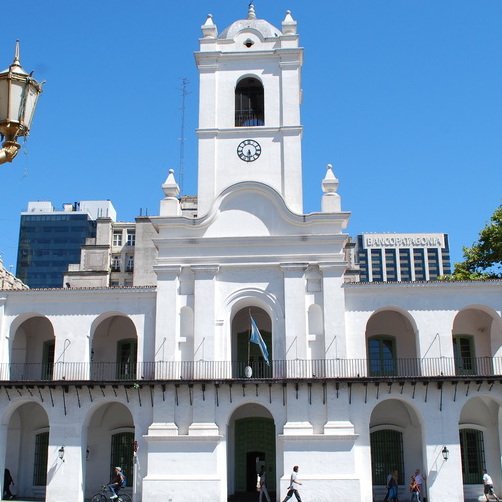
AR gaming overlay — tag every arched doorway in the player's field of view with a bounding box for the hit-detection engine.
[11,316,55,380]
[228,404,276,499]
[2,402,50,500]
[91,315,138,380]
[84,402,135,500]
[370,399,424,501]
[232,307,272,378]
[459,395,502,500]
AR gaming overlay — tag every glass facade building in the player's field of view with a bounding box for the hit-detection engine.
[357,233,451,282]
[17,212,97,288]
[16,201,116,289]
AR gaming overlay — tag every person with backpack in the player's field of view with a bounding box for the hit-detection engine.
[108,466,125,499]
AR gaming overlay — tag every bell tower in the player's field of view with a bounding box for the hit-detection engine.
[195,5,304,215]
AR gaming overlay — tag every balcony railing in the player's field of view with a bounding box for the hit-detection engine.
[0,357,501,382]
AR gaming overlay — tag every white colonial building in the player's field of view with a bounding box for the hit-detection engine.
[1,6,501,502]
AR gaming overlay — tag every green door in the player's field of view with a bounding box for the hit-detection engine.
[235,417,276,493]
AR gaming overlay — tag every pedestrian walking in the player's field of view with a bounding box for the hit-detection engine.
[3,469,14,500]
[282,465,302,502]
[258,466,271,502]
[482,469,500,502]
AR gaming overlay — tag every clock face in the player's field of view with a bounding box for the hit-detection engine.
[237,139,261,162]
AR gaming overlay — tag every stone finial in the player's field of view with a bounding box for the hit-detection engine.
[321,164,341,212]
[322,164,339,193]
[282,10,297,35]
[162,169,180,198]
[160,170,181,216]
[201,14,218,38]
[247,4,257,20]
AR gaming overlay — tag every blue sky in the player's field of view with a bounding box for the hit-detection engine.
[0,1,501,273]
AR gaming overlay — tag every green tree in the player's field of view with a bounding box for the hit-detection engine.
[451,204,502,280]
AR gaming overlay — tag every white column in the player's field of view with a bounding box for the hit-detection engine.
[154,266,181,378]
[192,265,219,367]
[281,264,307,373]
[320,263,347,372]
[422,402,464,502]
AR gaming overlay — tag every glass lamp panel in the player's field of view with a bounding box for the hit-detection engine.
[20,83,40,131]
[8,80,24,123]
[0,78,8,122]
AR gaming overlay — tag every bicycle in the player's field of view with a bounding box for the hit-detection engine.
[90,484,132,502]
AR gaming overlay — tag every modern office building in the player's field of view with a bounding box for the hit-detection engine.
[16,200,116,288]
[1,6,501,502]
[356,233,451,282]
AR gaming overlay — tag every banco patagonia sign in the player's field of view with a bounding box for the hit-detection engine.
[362,233,445,250]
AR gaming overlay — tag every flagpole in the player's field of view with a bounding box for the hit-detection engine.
[247,309,251,366]
[244,309,252,378]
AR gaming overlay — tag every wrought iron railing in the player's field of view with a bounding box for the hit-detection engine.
[0,357,501,382]
[235,112,264,127]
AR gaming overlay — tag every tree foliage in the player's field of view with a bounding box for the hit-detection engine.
[451,204,502,280]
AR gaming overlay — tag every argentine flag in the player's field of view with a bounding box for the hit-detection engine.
[249,316,270,366]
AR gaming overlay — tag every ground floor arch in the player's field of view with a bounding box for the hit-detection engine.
[370,398,424,500]
[2,402,50,500]
[459,395,502,500]
[84,401,135,500]
[228,403,276,499]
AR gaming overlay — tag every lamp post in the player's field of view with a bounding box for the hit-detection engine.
[0,41,43,164]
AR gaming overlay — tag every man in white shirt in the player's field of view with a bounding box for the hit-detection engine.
[414,469,425,500]
[282,466,302,502]
[483,469,500,502]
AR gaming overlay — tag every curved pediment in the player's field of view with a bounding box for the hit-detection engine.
[203,182,296,238]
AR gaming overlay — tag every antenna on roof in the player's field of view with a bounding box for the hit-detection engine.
[178,78,190,196]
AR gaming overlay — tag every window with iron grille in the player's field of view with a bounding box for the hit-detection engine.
[460,428,485,484]
[110,432,134,487]
[33,431,49,485]
[370,429,404,485]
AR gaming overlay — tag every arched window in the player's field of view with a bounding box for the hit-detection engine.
[235,77,264,126]
[368,336,396,376]
[370,429,404,485]
[459,428,485,484]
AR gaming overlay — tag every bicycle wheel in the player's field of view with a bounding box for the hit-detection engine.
[119,493,132,502]
[91,494,106,502]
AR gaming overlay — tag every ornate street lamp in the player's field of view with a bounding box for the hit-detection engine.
[441,446,449,461]
[0,41,43,164]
